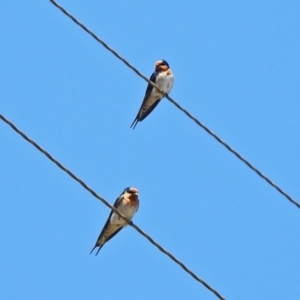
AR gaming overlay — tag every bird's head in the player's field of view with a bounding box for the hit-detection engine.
[123,187,139,196]
[155,59,170,71]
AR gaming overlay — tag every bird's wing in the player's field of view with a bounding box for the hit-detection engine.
[144,71,158,98]
[92,195,124,248]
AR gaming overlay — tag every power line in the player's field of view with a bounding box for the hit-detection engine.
[49,0,299,210]
[0,113,225,300]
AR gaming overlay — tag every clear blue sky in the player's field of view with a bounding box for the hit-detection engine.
[1,1,300,299]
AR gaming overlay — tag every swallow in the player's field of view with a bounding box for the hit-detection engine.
[130,59,174,129]
[90,187,139,255]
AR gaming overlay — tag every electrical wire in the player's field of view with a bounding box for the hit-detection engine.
[49,0,299,210]
[0,113,226,300]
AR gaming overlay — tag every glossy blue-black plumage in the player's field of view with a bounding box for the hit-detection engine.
[130,59,171,129]
[130,71,159,129]
[90,188,128,255]
[90,187,138,255]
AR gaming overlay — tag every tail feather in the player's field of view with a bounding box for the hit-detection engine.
[90,244,103,256]
[130,117,139,129]
[90,246,97,255]
[95,247,102,256]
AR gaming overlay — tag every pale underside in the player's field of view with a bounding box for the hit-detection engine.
[140,72,174,115]
[98,201,138,246]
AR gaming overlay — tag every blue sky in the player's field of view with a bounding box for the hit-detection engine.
[1,1,300,299]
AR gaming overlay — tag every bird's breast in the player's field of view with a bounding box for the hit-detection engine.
[110,201,137,225]
[156,72,174,94]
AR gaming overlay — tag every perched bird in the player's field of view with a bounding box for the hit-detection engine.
[131,59,174,129]
[90,187,139,255]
